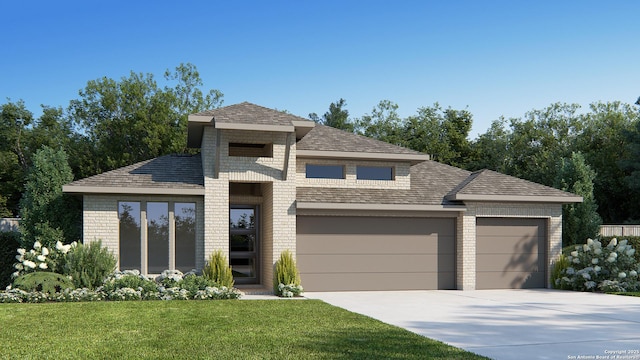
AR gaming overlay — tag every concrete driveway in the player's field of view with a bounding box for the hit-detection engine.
[305,289,640,360]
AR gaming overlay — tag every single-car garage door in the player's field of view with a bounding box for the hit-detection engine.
[476,218,546,289]
[297,216,455,291]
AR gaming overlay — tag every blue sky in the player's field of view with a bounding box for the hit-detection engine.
[2,1,639,138]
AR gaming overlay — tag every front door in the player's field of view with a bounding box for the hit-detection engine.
[229,206,259,284]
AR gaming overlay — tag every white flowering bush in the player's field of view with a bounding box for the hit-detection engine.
[557,238,640,292]
[277,283,304,298]
[12,240,76,278]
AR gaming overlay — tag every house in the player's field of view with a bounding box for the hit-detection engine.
[63,102,582,292]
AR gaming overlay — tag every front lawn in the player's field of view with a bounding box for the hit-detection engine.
[0,300,487,359]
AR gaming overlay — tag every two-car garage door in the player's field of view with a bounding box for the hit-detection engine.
[296,216,456,291]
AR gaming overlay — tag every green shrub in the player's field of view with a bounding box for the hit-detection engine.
[13,272,75,295]
[557,238,640,292]
[600,236,640,261]
[551,254,569,290]
[0,231,21,289]
[63,240,117,289]
[180,274,219,297]
[101,271,158,295]
[203,250,234,288]
[273,250,302,297]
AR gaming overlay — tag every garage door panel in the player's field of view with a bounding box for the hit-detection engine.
[476,236,544,254]
[298,254,450,273]
[476,271,546,290]
[297,217,454,236]
[476,218,546,289]
[298,234,455,255]
[301,272,456,292]
[476,254,544,272]
[297,216,455,291]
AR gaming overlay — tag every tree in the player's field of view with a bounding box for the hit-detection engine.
[577,101,640,223]
[554,152,602,246]
[19,146,80,248]
[309,98,354,132]
[69,63,223,175]
[0,100,34,216]
[356,100,404,146]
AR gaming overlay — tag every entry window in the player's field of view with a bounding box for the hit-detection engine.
[356,166,394,180]
[230,206,259,284]
[306,164,345,179]
[229,143,273,157]
[118,201,197,274]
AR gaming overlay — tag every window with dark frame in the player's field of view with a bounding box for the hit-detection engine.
[306,164,345,179]
[228,143,273,157]
[356,165,394,180]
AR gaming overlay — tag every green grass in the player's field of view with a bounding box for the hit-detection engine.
[608,291,640,297]
[0,300,488,359]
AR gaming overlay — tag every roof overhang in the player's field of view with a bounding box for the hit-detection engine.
[62,185,205,196]
[296,201,466,212]
[292,120,315,139]
[187,114,298,148]
[446,194,583,203]
[296,150,429,164]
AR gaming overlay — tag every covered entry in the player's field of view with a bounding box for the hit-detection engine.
[476,218,547,289]
[296,216,456,291]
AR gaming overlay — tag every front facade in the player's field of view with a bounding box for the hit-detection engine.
[63,102,581,292]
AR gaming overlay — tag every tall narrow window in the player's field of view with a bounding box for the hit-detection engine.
[175,203,196,272]
[119,202,141,271]
[229,206,259,284]
[147,202,169,274]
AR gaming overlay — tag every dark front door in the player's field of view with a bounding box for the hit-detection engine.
[229,206,259,284]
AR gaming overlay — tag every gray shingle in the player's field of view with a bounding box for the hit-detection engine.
[297,124,425,155]
[65,154,204,190]
[194,102,313,126]
[447,169,577,198]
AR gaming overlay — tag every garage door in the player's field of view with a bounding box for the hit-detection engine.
[297,216,455,291]
[476,218,546,289]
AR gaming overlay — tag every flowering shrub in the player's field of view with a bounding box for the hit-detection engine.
[12,240,76,278]
[556,238,640,292]
[277,283,304,298]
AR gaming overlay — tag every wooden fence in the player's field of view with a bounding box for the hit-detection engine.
[600,225,640,237]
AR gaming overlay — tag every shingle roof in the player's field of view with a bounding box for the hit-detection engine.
[297,160,471,206]
[193,102,313,126]
[446,169,580,200]
[64,154,204,191]
[296,124,425,155]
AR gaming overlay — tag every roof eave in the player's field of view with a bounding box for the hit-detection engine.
[62,185,205,196]
[296,201,466,212]
[296,150,429,164]
[187,115,213,148]
[446,194,583,203]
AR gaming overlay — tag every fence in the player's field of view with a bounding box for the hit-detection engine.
[599,225,640,237]
[0,218,20,233]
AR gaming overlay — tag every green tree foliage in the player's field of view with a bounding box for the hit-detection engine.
[356,101,473,167]
[69,63,223,176]
[554,152,602,246]
[577,102,640,223]
[63,240,117,289]
[309,98,355,132]
[19,146,80,248]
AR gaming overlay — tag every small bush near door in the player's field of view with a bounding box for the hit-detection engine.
[273,250,303,297]
[203,250,235,288]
